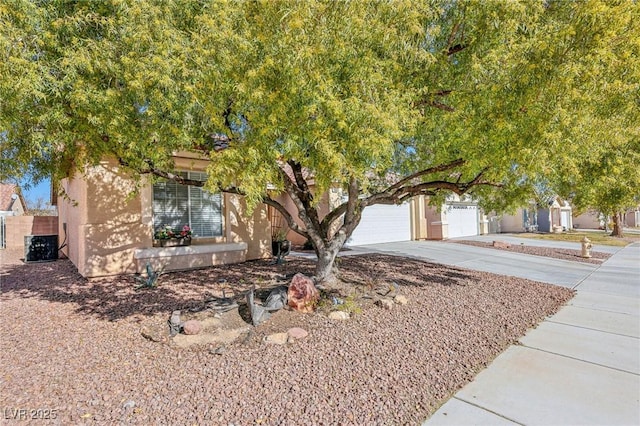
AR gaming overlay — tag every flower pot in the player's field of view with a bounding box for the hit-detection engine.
[155,237,192,247]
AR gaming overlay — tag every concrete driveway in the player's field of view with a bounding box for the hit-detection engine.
[350,238,605,288]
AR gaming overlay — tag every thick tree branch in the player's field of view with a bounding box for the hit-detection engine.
[286,160,323,233]
[320,203,348,232]
[387,158,466,192]
[447,44,466,56]
[367,170,501,207]
[118,157,207,187]
[263,197,308,238]
[279,163,325,248]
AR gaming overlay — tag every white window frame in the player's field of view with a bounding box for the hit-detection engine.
[152,172,223,238]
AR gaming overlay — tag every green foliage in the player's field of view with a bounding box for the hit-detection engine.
[543,1,640,217]
[1,0,638,215]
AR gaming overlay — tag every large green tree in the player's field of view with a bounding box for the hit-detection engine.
[2,1,638,284]
[546,2,640,237]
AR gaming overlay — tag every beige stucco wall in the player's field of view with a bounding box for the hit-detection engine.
[425,204,446,240]
[411,195,428,240]
[500,210,526,233]
[572,211,601,229]
[58,171,87,272]
[59,156,271,277]
[4,216,58,250]
[625,208,639,227]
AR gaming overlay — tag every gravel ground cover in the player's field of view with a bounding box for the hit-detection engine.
[1,248,572,425]
[452,239,611,264]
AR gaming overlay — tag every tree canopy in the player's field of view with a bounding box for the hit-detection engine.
[2,0,638,280]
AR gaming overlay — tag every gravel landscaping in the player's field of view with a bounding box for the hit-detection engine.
[0,248,573,425]
[451,239,611,264]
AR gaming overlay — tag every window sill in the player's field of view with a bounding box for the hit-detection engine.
[133,242,248,272]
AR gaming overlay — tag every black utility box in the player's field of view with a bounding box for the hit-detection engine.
[24,235,58,262]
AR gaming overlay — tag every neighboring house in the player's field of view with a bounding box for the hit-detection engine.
[1,183,56,252]
[57,154,271,277]
[537,197,573,232]
[572,210,604,230]
[497,197,572,233]
[0,183,27,217]
[0,183,28,249]
[571,207,639,230]
[497,201,539,233]
[624,207,640,228]
[423,194,489,240]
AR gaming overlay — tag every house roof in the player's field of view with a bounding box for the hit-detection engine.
[0,183,27,213]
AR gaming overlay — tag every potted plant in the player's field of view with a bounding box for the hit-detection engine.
[271,229,291,257]
[154,225,192,247]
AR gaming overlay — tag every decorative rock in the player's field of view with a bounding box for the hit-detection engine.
[287,273,319,313]
[182,320,202,335]
[287,327,309,340]
[123,400,136,410]
[168,310,182,336]
[328,311,350,320]
[265,286,288,310]
[493,240,511,249]
[375,298,394,310]
[264,332,289,345]
[394,295,409,305]
[209,346,226,355]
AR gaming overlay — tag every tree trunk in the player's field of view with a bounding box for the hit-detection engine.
[610,212,625,237]
[314,245,342,288]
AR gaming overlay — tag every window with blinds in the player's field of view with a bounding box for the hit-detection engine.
[152,172,223,238]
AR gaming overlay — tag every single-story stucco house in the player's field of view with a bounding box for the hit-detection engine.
[57,153,271,277]
[58,155,496,277]
[497,197,572,233]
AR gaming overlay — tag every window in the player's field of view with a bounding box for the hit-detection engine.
[152,172,223,238]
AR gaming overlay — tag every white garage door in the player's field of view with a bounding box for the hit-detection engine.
[345,203,411,246]
[446,204,479,238]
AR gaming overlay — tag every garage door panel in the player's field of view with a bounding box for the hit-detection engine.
[447,204,479,238]
[346,204,411,246]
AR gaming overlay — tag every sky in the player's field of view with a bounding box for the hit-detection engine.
[20,179,51,206]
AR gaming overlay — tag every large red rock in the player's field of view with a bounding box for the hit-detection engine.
[287,273,319,313]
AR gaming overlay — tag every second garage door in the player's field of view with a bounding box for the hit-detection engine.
[345,203,412,246]
[446,203,479,238]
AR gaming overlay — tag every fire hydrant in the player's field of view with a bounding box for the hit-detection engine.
[581,236,592,258]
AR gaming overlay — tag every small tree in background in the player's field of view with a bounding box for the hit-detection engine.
[26,197,57,217]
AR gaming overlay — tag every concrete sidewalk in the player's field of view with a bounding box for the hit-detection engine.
[422,242,640,425]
